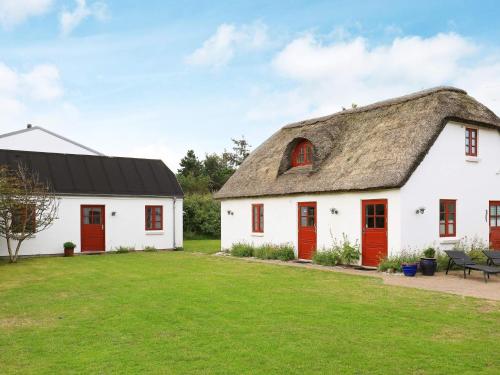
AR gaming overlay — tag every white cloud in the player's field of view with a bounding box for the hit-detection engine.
[186,21,269,67]
[0,0,53,29]
[253,32,500,121]
[22,64,63,100]
[60,0,108,36]
[0,62,64,126]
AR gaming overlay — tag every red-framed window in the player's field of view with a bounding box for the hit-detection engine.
[465,127,478,156]
[490,202,500,228]
[439,199,456,237]
[12,205,36,233]
[145,206,163,230]
[291,140,313,167]
[252,204,264,233]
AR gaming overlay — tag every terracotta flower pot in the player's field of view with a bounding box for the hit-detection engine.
[64,247,75,257]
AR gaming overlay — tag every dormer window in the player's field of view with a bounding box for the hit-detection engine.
[292,140,313,167]
[465,127,478,156]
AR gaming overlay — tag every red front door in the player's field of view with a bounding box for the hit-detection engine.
[298,202,317,260]
[490,201,500,250]
[81,205,105,252]
[362,199,388,267]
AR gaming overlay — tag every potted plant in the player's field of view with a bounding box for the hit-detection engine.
[401,262,418,277]
[63,242,76,257]
[420,247,437,276]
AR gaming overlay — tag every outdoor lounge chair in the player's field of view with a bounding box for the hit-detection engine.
[444,250,500,283]
[483,250,500,267]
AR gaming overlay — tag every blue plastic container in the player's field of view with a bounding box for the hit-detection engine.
[402,264,418,277]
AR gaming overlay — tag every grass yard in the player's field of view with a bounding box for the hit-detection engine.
[1,249,499,374]
[183,239,221,254]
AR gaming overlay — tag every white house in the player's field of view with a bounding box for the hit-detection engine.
[0,124,104,156]
[215,87,500,266]
[0,148,183,256]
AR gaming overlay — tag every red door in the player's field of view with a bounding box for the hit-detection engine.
[490,201,500,250]
[81,205,105,252]
[298,202,317,260]
[362,199,388,267]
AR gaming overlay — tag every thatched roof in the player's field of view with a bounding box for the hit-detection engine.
[215,87,500,199]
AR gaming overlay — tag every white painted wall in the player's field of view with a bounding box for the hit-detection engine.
[221,189,401,261]
[0,196,183,256]
[400,121,500,251]
[0,128,100,155]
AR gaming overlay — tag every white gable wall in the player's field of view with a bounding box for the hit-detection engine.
[221,189,401,259]
[0,196,183,256]
[0,128,100,155]
[400,121,500,250]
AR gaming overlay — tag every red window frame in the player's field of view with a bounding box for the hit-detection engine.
[252,204,264,233]
[439,199,456,237]
[145,205,163,231]
[465,127,478,156]
[291,140,313,167]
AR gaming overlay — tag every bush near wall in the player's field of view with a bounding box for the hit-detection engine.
[230,243,295,261]
[183,194,221,238]
[313,234,360,267]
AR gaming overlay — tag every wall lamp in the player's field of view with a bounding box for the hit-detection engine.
[227,210,234,216]
[415,207,426,215]
[111,211,117,216]
[330,208,339,215]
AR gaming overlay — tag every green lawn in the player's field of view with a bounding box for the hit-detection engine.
[0,249,499,374]
[183,239,221,254]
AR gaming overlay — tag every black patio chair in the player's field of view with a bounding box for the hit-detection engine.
[483,250,500,267]
[444,250,500,283]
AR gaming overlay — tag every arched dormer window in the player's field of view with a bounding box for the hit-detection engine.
[291,139,313,167]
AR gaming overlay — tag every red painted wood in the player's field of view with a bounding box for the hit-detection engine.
[439,199,456,237]
[252,204,264,233]
[291,140,313,167]
[490,201,500,250]
[81,205,105,252]
[361,199,388,267]
[145,205,163,230]
[465,127,478,156]
[298,202,316,260]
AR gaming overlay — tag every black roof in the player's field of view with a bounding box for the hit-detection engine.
[0,149,183,197]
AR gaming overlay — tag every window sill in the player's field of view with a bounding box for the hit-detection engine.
[465,156,480,163]
[439,238,459,244]
[146,231,164,235]
[251,232,264,237]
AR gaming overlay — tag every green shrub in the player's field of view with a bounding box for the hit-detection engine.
[143,246,157,252]
[183,194,221,238]
[254,243,295,261]
[378,251,419,272]
[313,249,341,266]
[314,234,360,266]
[230,242,254,257]
[63,241,76,249]
[422,247,436,258]
[115,246,135,253]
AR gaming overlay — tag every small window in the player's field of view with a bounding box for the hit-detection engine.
[490,203,500,228]
[252,204,264,233]
[465,128,478,156]
[365,204,385,229]
[439,200,456,237]
[145,206,163,230]
[12,205,36,233]
[291,140,313,167]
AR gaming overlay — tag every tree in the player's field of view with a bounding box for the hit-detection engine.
[0,164,59,263]
[224,137,251,168]
[203,153,234,192]
[178,150,204,177]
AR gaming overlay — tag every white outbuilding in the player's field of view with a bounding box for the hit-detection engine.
[0,135,183,256]
[215,87,500,266]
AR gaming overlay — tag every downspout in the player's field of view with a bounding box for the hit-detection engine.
[172,197,177,249]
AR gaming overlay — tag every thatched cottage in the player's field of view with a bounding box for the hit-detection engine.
[215,87,500,265]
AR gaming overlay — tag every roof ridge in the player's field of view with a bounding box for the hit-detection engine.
[283,86,467,129]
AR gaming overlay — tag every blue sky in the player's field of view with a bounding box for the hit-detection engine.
[1,0,500,169]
